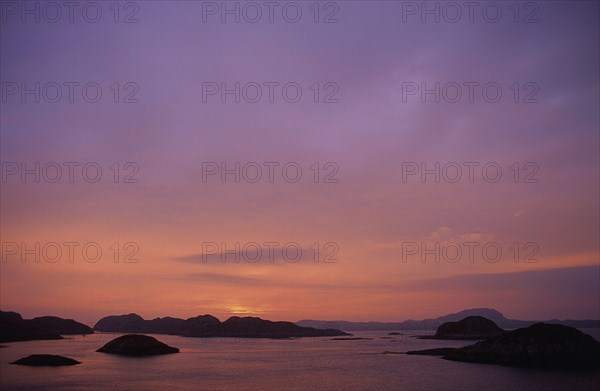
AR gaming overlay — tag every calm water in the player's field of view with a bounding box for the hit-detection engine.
[1,331,599,390]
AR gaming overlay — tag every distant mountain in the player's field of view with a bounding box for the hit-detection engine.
[94,314,349,338]
[297,308,600,331]
[419,316,504,340]
[0,311,93,342]
[428,308,508,325]
[94,313,150,333]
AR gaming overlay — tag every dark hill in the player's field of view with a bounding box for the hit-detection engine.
[444,323,600,368]
[12,354,80,366]
[146,316,187,334]
[94,314,189,334]
[31,316,94,336]
[297,308,600,331]
[94,313,349,338]
[179,315,222,337]
[420,316,504,340]
[220,316,345,338]
[97,334,179,356]
[93,313,146,332]
[1,311,93,342]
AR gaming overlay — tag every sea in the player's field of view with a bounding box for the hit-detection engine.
[1,330,599,391]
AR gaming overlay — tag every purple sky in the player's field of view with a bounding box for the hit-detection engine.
[1,1,599,324]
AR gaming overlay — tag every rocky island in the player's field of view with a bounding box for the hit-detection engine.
[444,323,600,369]
[0,311,93,342]
[11,354,81,366]
[95,313,350,339]
[97,334,179,356]
[298,308,600,331]
[418,316,504,340]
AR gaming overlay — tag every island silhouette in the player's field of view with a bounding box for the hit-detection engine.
[297,308,600,330]
[0,311,92,342]
[407,320,600,369]
[416,316,505,340]
[97,334,179,356]
[94,313,350,338]
[2,308,600,369]
[11,354,81,366]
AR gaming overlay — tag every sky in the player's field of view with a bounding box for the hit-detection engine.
[0,1,599,326]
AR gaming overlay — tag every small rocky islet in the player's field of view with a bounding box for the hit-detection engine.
[97,334,180,356]
[11,335,181,365]
[11,354,80,366]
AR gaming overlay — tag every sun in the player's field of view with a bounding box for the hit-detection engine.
[226,305,262,316]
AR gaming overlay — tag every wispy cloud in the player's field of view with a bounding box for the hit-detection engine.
[404,265,599,294]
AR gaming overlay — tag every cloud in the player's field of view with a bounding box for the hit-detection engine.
[512,209,525,219]
[404,265,599,297]
[179,272,265,286]
[173,245,325,264]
